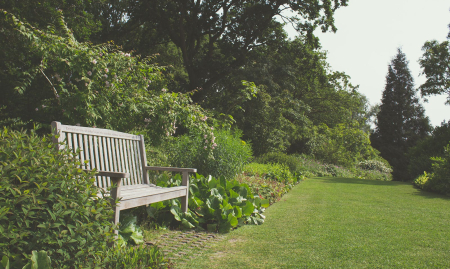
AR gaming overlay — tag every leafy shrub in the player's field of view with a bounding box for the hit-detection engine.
[243,163,297,185]
[306,123,379,168]
[118,215,144,247]
[1,250,52,269]
[414,172,431,190]
[147,173,269,233]
[0,128,115,268]
[414,144,450,196]
[166,128,252,179]
[255,152,301,174]
[407,121,450,178]
[358,159,392,173]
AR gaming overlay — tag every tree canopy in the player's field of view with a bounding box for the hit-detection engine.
[93,0,348,102]
[419,25,450,103]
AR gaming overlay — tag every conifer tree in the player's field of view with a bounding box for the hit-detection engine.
[371,49,430,181]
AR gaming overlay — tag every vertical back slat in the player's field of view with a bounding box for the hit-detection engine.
[106,137,114,172]
[127,139,137,184]
[78,134,86,169]
[121,139,131,186]
[110,138,119,172]
[139,135,149,184]
[67,132,73,151]
[84,135,91,171]
[97,136,107,188]
[102,136,111,187]
[133,140,143,184]
[86,135,97,186]
[73,133,82,168]
[93,136,102,188]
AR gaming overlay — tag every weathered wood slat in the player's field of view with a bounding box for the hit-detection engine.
[58,124,140,140]
[119,188,188,210]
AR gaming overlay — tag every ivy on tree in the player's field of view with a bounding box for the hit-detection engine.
[371,49,430,181]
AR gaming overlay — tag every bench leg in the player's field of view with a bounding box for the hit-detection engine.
[113,206,120,236]
[181,171,189,212]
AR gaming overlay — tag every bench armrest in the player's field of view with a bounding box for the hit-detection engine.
[83,169,130,178]
[144,166,197,173]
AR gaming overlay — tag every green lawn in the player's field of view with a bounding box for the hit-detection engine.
[178,177,450,268]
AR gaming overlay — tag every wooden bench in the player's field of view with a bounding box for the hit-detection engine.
[51,121,196,230]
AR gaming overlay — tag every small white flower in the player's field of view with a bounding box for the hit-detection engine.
[92,59,97,64]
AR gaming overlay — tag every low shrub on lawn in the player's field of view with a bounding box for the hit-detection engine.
[243,162,297,185]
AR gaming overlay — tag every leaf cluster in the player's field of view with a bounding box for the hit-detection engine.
[148,174,269,233]
[0,128,115,268]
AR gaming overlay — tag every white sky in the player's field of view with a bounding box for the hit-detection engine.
[287,1,450,127]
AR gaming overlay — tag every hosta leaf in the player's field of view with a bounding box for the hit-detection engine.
[181,219,195,229]
[170,206,182,221]
[242,201,254,216]
[208,177,217,189]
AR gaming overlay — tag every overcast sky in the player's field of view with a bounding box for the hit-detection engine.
[287,0,450,127]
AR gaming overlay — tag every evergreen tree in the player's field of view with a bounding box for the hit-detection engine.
[371,49,431,181]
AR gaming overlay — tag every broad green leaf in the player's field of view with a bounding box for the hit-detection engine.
[181,219,195,229]
[229,189,239,199]
[170,206,182,221]
[228,214,238,227]
[0,256,9,269]
[242,201,254,216]
[208,177,217,189]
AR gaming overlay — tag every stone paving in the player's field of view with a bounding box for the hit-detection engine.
[146,230,225,267]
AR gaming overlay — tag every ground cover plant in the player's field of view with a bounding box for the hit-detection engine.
[146,173,269,233]
[178,177,450,268]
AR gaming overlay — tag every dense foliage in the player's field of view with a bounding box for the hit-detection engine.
[0,128,115,268]
[92,0,348,100]
[306,123,379,168]
[371,49,430,181]
[419,25,450,103]
[165,128,252,179]
[413,143,450,196]
[148,174,269,233]
[407,121,450,178]
[0,10,213,148]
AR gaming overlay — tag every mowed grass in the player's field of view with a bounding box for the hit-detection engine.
[178,177,450,268]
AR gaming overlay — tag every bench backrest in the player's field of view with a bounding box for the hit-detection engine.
[51,121,149,188]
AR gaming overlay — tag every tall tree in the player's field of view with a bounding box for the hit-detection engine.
[371,49,430,181]
[94,0,348,102]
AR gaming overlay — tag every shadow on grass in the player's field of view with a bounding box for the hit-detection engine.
[315,176,450,200]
